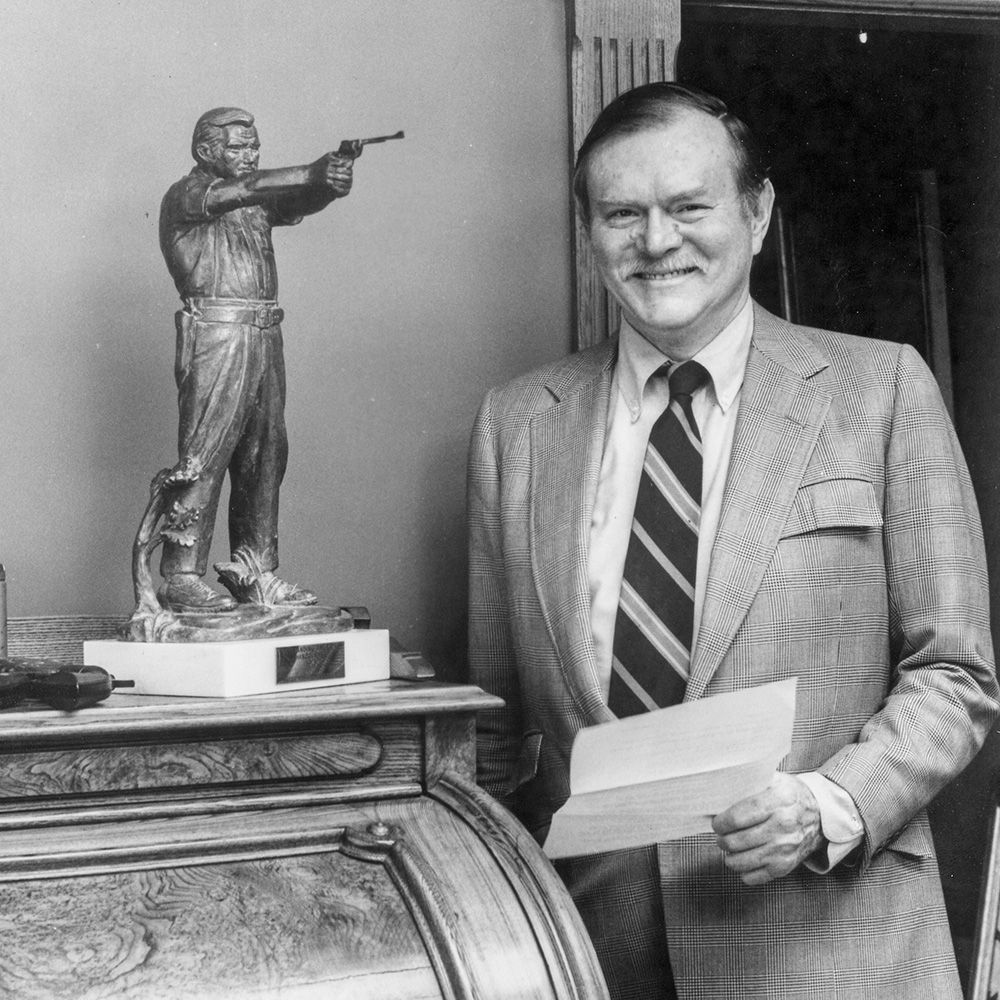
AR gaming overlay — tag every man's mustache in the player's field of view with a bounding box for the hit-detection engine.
[624,256,704,277]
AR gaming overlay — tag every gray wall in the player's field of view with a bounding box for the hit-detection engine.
[0,0,574,679]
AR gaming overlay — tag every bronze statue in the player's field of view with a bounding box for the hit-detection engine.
[122,108,402,641]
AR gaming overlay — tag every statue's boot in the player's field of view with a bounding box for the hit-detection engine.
[159,573,238,613]
[261,572,319,607]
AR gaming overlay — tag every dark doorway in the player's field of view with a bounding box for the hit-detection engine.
[678,16,1000,987]
[680,20,995,365]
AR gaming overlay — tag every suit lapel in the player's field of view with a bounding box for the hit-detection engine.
[688,306,833,698]
[530,342,617,725]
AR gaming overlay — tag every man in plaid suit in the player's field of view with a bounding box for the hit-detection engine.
[468,82,999,999]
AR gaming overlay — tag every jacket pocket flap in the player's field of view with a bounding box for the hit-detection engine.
[781,478,882,539]
[502,729,543,797]
[882,815,934,860]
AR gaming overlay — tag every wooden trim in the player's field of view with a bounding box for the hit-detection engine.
[343,821,478,1000]
[684,0,1000,16]
[0,679,501,748]
[566,0,999,350]
[914,170,956,418]
[0,807,357,881]
[425,713,478,785]
[683,0,1000,32]
[968,799,1000,1000]
[0,784,421,831]
[431,771,610,999]
[567,0,683,350]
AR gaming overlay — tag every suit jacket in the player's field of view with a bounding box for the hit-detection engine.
[468,304,999,999]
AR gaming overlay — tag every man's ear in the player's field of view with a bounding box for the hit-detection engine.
[750,179,776,256]
[195,142,215,167]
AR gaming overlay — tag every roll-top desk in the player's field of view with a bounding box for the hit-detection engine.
[0,677,608,999]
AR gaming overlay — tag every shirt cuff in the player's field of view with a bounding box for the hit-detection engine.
[797,771,865,873]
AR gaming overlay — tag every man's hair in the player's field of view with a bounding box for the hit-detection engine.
[573,82,770,223]
[191,107,255,164]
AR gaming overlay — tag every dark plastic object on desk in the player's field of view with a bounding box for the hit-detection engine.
[0,659,134,711]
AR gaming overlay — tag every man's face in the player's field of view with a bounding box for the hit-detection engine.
[204,125,260,179]
[584,111,773,359]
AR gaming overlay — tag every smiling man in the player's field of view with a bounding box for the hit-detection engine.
[468,83,998,999]
[580,106,771,363]
[157,108,358,613]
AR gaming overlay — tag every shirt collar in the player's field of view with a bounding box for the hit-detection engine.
[617,298,754,421]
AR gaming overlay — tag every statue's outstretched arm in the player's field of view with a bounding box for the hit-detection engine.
[205,153,353,216]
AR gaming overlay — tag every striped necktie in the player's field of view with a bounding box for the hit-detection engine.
[608,360,710,718]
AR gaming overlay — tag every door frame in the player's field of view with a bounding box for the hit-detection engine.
[568,0,1000,349]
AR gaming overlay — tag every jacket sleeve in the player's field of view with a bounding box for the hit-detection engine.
[467,389,523,805]
[821,344,999,861]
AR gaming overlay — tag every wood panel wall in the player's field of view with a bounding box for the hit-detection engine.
[566,0,682,350]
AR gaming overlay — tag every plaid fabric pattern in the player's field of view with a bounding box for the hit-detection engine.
[468,304,998,999]
[555,846,677,1000]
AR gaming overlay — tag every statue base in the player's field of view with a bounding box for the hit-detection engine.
[84,628,390,698]
[119,602,359,644]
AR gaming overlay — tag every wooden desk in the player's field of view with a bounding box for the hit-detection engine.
[0,680,607,999]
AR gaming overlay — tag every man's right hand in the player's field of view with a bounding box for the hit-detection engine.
[311,152,354,197]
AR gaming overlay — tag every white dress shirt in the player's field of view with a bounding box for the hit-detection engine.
[587,299,864,869]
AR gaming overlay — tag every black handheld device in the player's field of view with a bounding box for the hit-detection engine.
[0,659,134,711]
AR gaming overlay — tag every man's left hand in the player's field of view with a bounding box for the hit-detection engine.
[712,772,824,886]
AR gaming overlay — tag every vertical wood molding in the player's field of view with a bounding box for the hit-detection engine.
[914,169,956,419]
[567,0,682,350]
[430,772,611,999]
[969,797,1000,1000]
[683,0,1000,24]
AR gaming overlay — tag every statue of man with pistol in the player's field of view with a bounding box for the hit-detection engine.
[156,107,388,613]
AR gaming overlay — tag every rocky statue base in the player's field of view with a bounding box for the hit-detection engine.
[119,599,359,644]
[85,626,390,698]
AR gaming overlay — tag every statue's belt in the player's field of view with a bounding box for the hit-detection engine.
[184,299,284,329]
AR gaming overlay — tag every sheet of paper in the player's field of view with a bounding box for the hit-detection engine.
[543,678,796,859]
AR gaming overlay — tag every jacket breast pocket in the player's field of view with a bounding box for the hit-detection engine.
[749,477,888,680]
[780,477,883,539]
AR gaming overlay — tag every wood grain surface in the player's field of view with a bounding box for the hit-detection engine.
[0,731,385,798]
[0,678,603,998]
[0,794,608,998]
[0,680,501,748]
[0,850,439,999]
